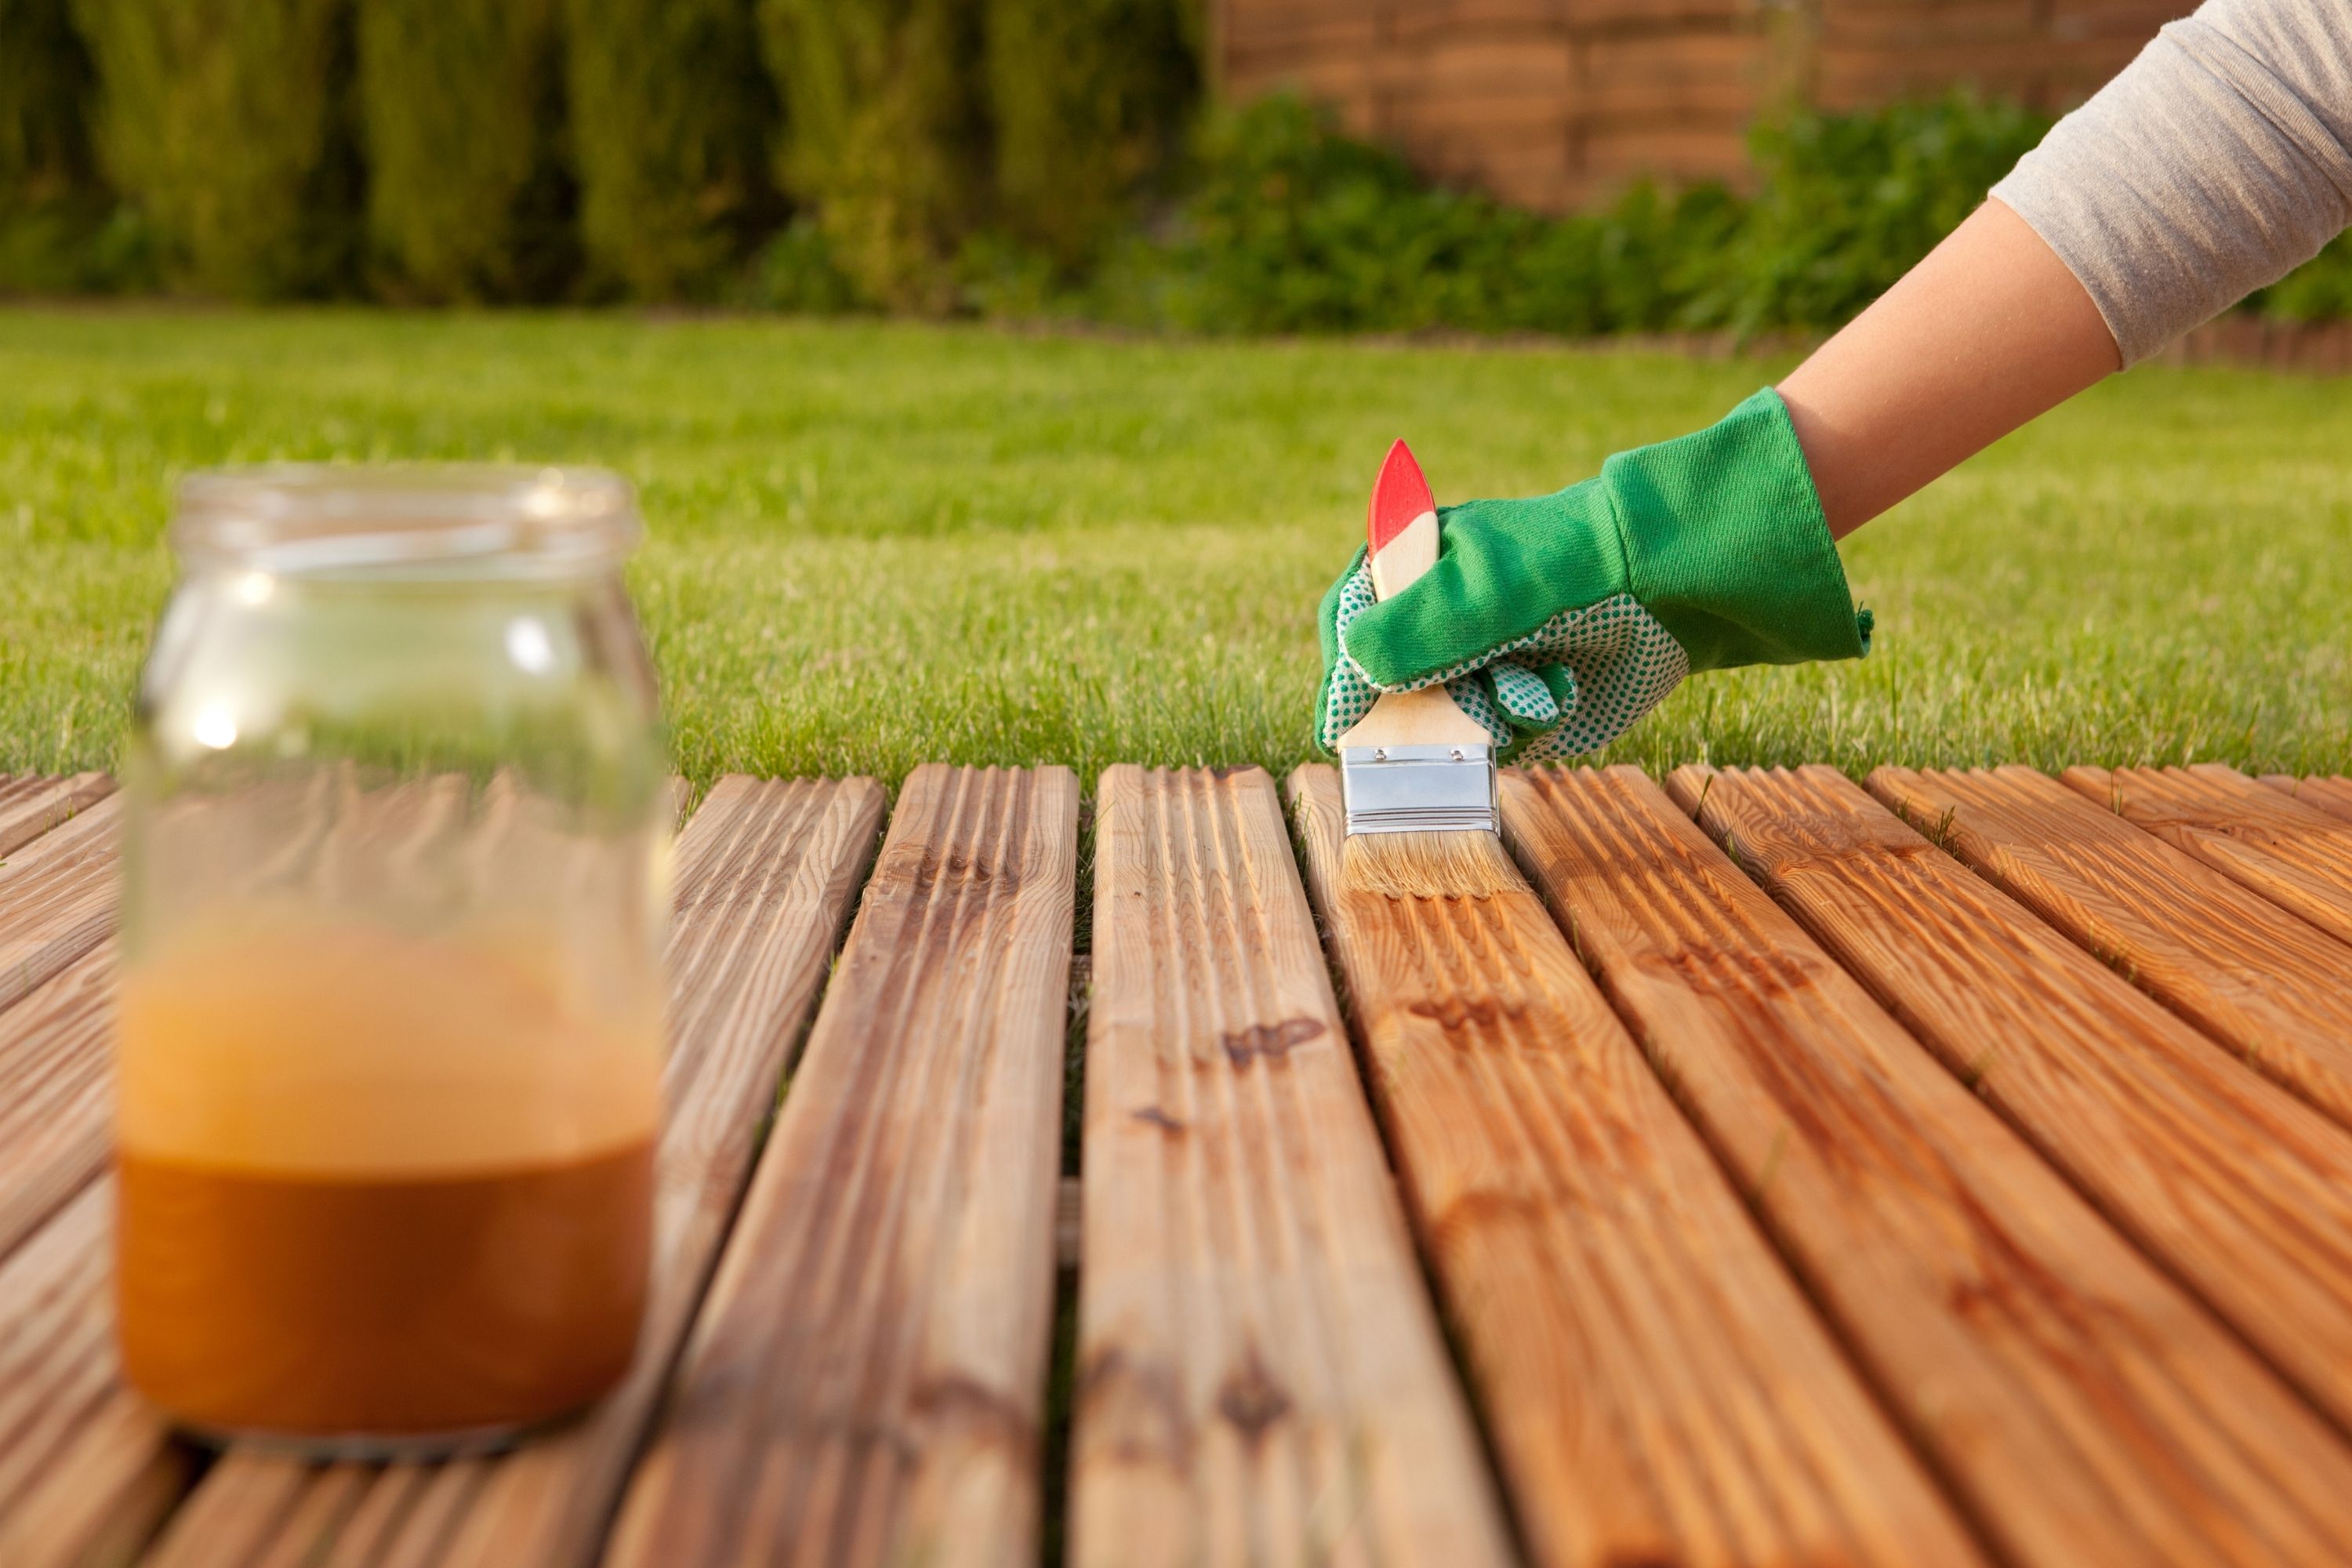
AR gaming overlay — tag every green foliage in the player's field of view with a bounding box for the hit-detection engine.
[735,217,863,312]
[758,0,988,314]
[1704,92,2053,332]
[71,0,360,298]
[0,0,128,292]
[1,0,94,207]
[1095,94,1740,336]
[566,0,778,299]
[357,0,573,302]
[2256,230,2352,324]
[985,0,1193,267]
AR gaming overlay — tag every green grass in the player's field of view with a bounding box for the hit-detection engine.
[5,308,2349,786]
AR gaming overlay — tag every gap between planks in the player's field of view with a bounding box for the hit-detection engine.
[1290,764,1980,1568]
[1871,765,2352,1133]
[605,764,1078,1568]
[1073,765,1510,1567]
[1503,764,2352,1568]
[0,774,884,1568]
[1672,764,2352,1440]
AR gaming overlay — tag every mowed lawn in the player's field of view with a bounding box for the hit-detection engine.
[4,308,2349,788]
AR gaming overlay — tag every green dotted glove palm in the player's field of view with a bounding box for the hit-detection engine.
[1316,389,1871,763]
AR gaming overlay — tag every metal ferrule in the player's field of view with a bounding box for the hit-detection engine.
[1338,743,1501,835]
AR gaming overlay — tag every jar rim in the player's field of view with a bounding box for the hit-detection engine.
[172,464,641,577]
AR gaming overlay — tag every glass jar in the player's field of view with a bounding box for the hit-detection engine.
[116,466,670,1454]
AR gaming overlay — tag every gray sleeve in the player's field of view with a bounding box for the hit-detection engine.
[1989,0,2352,365]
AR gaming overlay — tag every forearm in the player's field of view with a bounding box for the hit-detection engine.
[1780,0,2352,539]
[1776,198,2118,539]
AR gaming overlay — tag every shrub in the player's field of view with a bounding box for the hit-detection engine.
[357,0,573,302]
[1700,92,2052,332]
[758,0,989,314]
[735,217,863,313]
[2256,231,2352,325]
[985,0,1194,268]
[1098,94,1739,338]
[566,0,778,300]
[71,0,360,298]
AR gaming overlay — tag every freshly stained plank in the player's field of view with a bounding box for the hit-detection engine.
[1289,765,1977,1568]
[2062,764,2352,944]
[0,943,113,1262]
[2261,772,2352,822]
[0,774,114,859]
[608,765,1079,1568]
[0,1181,191,1568]
[1672,764,2352,1434]
[134,775,886,1568]
[1074,766,1510,1568]
[1871,765,2352,1129]
[0,791,122,1016]
[1503,764,2352,1568]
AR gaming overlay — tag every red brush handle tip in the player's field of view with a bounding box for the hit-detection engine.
[1367,439,1436,555]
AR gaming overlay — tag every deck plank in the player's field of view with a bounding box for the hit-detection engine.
[0,792,122,1018]
[1503,764,2352,1568]
[116,775,884,1568]
[0,944,113,1263]
[1871,766,2352,1129]
[0,1181,193,1568]
[1074,766,1511,1567]
[2062,764,2352,944]
[606,764,1079,1568]
[1289,765,1978,1568]
[1672,764,2352,1435]
[2261,774,2352,822]
[0,774,115,860]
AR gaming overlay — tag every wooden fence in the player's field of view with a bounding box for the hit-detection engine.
[1211,0,2197,211]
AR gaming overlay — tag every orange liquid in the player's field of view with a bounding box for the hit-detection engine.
[118,1143,652,1438]
[114,905,663,1442]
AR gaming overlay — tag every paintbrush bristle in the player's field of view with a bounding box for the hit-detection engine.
[1340,827,1521,900]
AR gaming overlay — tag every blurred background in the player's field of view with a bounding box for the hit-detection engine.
[5,0,2347,332]
[6,1,2350,792]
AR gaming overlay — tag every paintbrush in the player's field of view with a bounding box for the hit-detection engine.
[1338,440,1518,899]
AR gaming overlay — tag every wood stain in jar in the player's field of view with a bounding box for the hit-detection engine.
[114,905,662,1446]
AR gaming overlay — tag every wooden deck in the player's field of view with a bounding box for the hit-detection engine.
[2,760,2351,1566]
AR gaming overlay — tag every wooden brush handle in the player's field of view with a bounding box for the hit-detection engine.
[1338,441,1491,752]
[1366,439,1441,601]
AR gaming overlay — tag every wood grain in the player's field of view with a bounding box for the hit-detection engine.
[606,764,1079,1568]
[1504,764,2352,1568]
[0,792,122,1018]
[0,1181,191,1568]
[1672,764,2352,1435]
[140,774,887,1568]
[2260,773,2352,822]
[1871,765,2352,1130]
[1073,765,1510,1568]
[0,774,115,860]
[1289,764,1978,1568]
[0,943,113,1264]
[2060,764,2352,945]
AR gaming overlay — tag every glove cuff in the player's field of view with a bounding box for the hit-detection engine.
[1602,387,1870,673]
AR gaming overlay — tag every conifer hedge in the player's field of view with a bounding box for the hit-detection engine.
[566,0,777,299]
[758,0,989,314]
[1,0,95,210]
[70,0,357,296]
[357,0,571,302]
[985,0,1192,267]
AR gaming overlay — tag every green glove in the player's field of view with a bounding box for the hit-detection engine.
[1316,387,1870,764]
